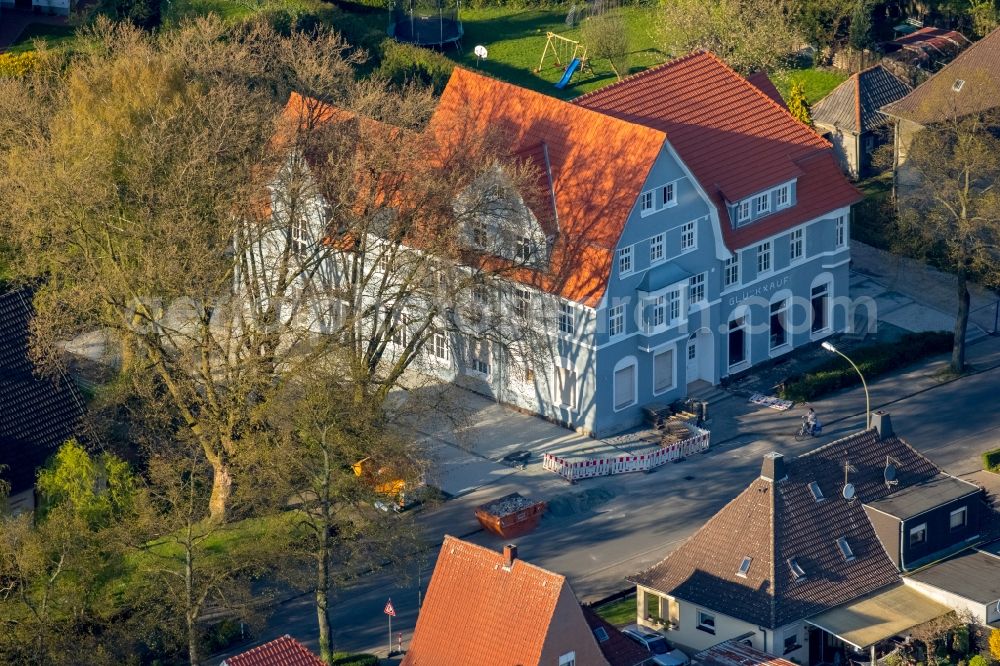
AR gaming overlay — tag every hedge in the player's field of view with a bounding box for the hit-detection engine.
[377,39,455,93]
[332,653,379,666]
[984,448,1000,472]
[778,332,954,403]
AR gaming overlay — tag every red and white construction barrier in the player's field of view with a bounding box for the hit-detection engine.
[542,425,710,482]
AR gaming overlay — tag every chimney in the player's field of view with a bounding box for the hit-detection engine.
[503,544,518,569]
[872,411,893,439]
[761,452,786,481]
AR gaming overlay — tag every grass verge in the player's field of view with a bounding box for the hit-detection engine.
[7,23,77,54]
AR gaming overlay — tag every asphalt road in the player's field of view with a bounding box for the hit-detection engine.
[215,361,1000,661]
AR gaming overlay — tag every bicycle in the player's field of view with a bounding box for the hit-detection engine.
[794,416,822,441]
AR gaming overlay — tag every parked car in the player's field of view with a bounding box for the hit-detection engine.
[621,626,690,666]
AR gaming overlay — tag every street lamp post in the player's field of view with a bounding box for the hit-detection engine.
[821,341,871,430]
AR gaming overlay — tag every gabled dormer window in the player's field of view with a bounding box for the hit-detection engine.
[734,182,794,227]
[776,185,790,208]
[754,193,770,214]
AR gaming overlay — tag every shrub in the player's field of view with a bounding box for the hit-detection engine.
[779,332,954,403]
[332,653,379,666]
[990,628,1000,662]
[983,448,1000,472]
[968,655,987,666]
[0,52,39,78]
[377,39,454,93]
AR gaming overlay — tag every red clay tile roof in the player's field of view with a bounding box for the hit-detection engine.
[403,536,609,666]
[222,635,324,666]
[582,605,654,666]
[632,429,941,628]
[882,26,1000,124]
[575,51,861,252]
[432,67,666,306]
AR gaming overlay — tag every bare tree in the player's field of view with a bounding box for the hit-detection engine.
[896,98,1000,373]
[0,18,548,522]
[582,0,631,81]
[658,0,802,74]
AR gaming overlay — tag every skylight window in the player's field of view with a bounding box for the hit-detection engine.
[808,482,825,501]
[953,79,965,92]
[737,556,752,578]
[788,558,806,580]
[836,537,855,562]
[593,626,609,643]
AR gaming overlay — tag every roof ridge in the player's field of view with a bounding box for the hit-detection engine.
[440,533,567,583]
[855,72,862,133]
[769,469,778,629]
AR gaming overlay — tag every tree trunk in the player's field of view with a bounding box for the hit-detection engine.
[316,549,332,665]
[952,270,970,373]
[207,454,232,523]
[187,542,200,666]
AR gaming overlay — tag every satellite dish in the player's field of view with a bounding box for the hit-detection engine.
[843,483,856,501]
[474,45,488,59]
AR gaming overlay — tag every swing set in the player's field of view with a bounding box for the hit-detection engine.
[535,32,588,73]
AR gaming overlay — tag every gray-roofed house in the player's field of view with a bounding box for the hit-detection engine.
[812,65,912,179]
[628,412,995,666]
[0,288,87,514]
[881,26,1000,192]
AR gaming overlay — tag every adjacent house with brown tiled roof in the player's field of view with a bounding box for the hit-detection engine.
[221,635,324,666]
[881,26,1000,191]
[812,65,912,179]
[628,413,994,666]
[404,536,609,666]
[264,51,859,437]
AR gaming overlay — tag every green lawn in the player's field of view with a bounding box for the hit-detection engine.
[593,593,659,627]
[773,66,848,105]
[6,23,77,55]
[449,6,665,99]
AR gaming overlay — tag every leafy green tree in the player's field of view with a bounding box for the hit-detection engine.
[848,0,875,52]
[990,627,1000,662]
[36,439,135,527]
[787,80,813,125]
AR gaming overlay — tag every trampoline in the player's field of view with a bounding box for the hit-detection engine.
[389,0,463,48]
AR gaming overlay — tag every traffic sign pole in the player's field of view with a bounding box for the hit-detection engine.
[384,598,397,657]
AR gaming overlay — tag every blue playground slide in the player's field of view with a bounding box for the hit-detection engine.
[555,58,581,89]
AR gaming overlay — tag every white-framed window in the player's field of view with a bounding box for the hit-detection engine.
[609,304,625,337]
[649,295,666,330]
[513,287,532,318]
[468,337,490,375]
[770,298,789,349]
[688,273,706,308]
[618,246,633,276]
[653,348,675,394]
[776,184,790,208]
[950,506,967,531]
[640,190,654,215]
[429,328,450,361]
[811,282,830,334]
[783,628,800,655]
[555,365,578,410]
[661,182,676,207]
[755,193,770,214]
[681,221,696,251]
[558,302,575,335]
[650,233,665,264]
[387,309,408,346]
[697,609,716,634]
[724,253,740,287]
[613,359,637,410]
[909,523,927,545]
[668,289,682,324]
[737,200,751,223]
[790,228,804,261]
[515,236,532,262]
[836,216,847,248]
[728,314,748,368]
[291,217,308,257]
[559,652,576,666]
[375,250,391,274]
[757,241,772,274]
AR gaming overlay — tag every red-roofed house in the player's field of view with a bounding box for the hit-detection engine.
[221,635,324,666]
[263,51,859,436]
[404,537,610,665]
